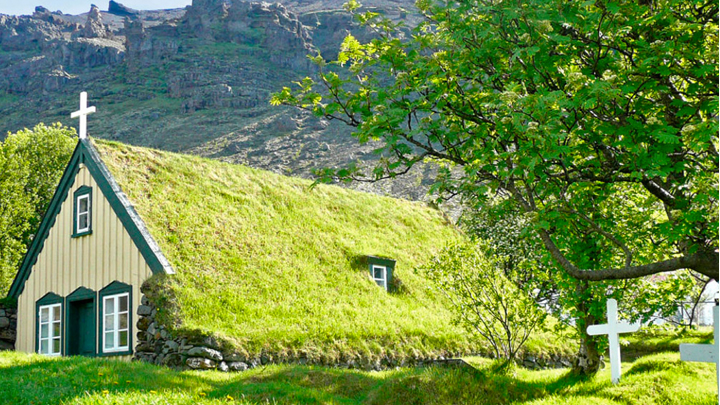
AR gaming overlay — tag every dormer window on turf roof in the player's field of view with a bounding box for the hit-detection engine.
[367,256,396,291]
[73,185,92,237]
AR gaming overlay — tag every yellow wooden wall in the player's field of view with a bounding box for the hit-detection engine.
[16,164,154,354]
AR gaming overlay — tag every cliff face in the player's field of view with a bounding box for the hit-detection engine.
[0,0,445,208]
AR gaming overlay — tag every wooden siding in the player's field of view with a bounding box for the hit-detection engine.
[16,164,153,354]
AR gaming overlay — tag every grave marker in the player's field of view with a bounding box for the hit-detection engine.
[587,298,641,384]
[680,305,718,395]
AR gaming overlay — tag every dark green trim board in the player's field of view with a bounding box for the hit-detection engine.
[81,139,173,276]
[98,281,133,357]
[64,287,97,357]
[71,185,93,238]
[367,256,396,292]
[7,138,173,299]
[35,292,64,355]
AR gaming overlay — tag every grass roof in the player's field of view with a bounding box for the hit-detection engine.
[93,140,478,361]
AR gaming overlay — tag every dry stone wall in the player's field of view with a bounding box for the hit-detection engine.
[0,303,17,351]
[133,292,573,372]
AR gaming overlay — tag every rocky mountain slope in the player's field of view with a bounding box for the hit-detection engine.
[0,0,450,207]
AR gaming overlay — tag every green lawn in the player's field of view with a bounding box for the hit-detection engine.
[0,351,715,405]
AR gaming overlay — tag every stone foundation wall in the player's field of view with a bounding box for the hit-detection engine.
[0,304,17,351]
[133,293,573,372]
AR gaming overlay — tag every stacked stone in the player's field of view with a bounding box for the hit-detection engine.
[133,294,573,372]
[134,294,254,372]
[0,305,17,351]
[519,354,574,370]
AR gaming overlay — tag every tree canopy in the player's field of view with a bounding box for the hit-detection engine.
[272,0,719,281]
[0,123,76,295]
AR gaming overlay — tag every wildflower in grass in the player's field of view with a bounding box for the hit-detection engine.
[101,390,109,395]
[98,372,104,376]
[226,394,234,401]
[150,390,157,394]
[199,392,207,397]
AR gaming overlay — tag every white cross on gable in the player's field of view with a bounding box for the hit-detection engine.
[70,92,96,140]
[680,305,718,395]
[587,298,641,384]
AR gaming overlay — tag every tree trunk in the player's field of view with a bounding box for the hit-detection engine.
[571,282,603,376]
[572,324,603,376]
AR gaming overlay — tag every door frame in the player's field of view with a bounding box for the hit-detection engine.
[65,286,97,356]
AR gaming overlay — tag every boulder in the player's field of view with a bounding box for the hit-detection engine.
[137,305,153,316]
[227,361,249,372]
[186,357,217,370]
[187,346,223,361]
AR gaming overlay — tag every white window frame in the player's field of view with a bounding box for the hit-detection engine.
[76,194,91,234]
[372,265,387,290]
[38,303,62,356]
[102,293,130,353]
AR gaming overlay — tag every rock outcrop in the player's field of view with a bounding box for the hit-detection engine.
[81,5,113,39]
[108,0,139,17]
[0,0,446,209]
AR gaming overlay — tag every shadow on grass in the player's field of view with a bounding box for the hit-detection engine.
[0,352,714,405]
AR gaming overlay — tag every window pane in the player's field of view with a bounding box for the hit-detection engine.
[53,322,61,338]
[119,331,128,347]
[79,197,88,212]
[104,332,114,349]
[104,315,114,332]
[119,313,128,329]
[40,339,48,354]
[374,267,384,279]
[52,306,61,322]
[40,324,49,339]
[105,298,114,315]
[40,308,49,323]
[78,214,88,230]
[119,295,128,312]
[52,338,61,354]
[375,279,385,288]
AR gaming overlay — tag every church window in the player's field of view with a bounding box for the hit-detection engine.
[372,265,387,289]
[367,256,396,292]
[98,281,133,356]
[73,186,93,237]
[102,293,129,353]
[36,293,63,356]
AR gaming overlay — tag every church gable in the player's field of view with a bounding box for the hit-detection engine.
[8,139,173,299]
[10,139,172,355]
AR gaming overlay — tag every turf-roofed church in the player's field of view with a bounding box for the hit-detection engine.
[8,93,477,370]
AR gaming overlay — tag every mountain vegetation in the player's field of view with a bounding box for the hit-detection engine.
[0,0,438,202]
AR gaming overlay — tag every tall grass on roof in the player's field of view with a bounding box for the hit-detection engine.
[95,139,477,361]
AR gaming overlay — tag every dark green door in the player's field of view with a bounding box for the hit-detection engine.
[68,299,95,356]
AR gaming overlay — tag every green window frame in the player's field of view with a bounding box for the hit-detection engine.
[36,292,63,356]
[65,286,97,356]
[367,256,396,292]
[72,185,93,238]
[98,281,133,356]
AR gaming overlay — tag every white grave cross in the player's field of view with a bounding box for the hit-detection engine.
[587,298,641,384]
[680,305,718,395]
[70,91,96,139]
